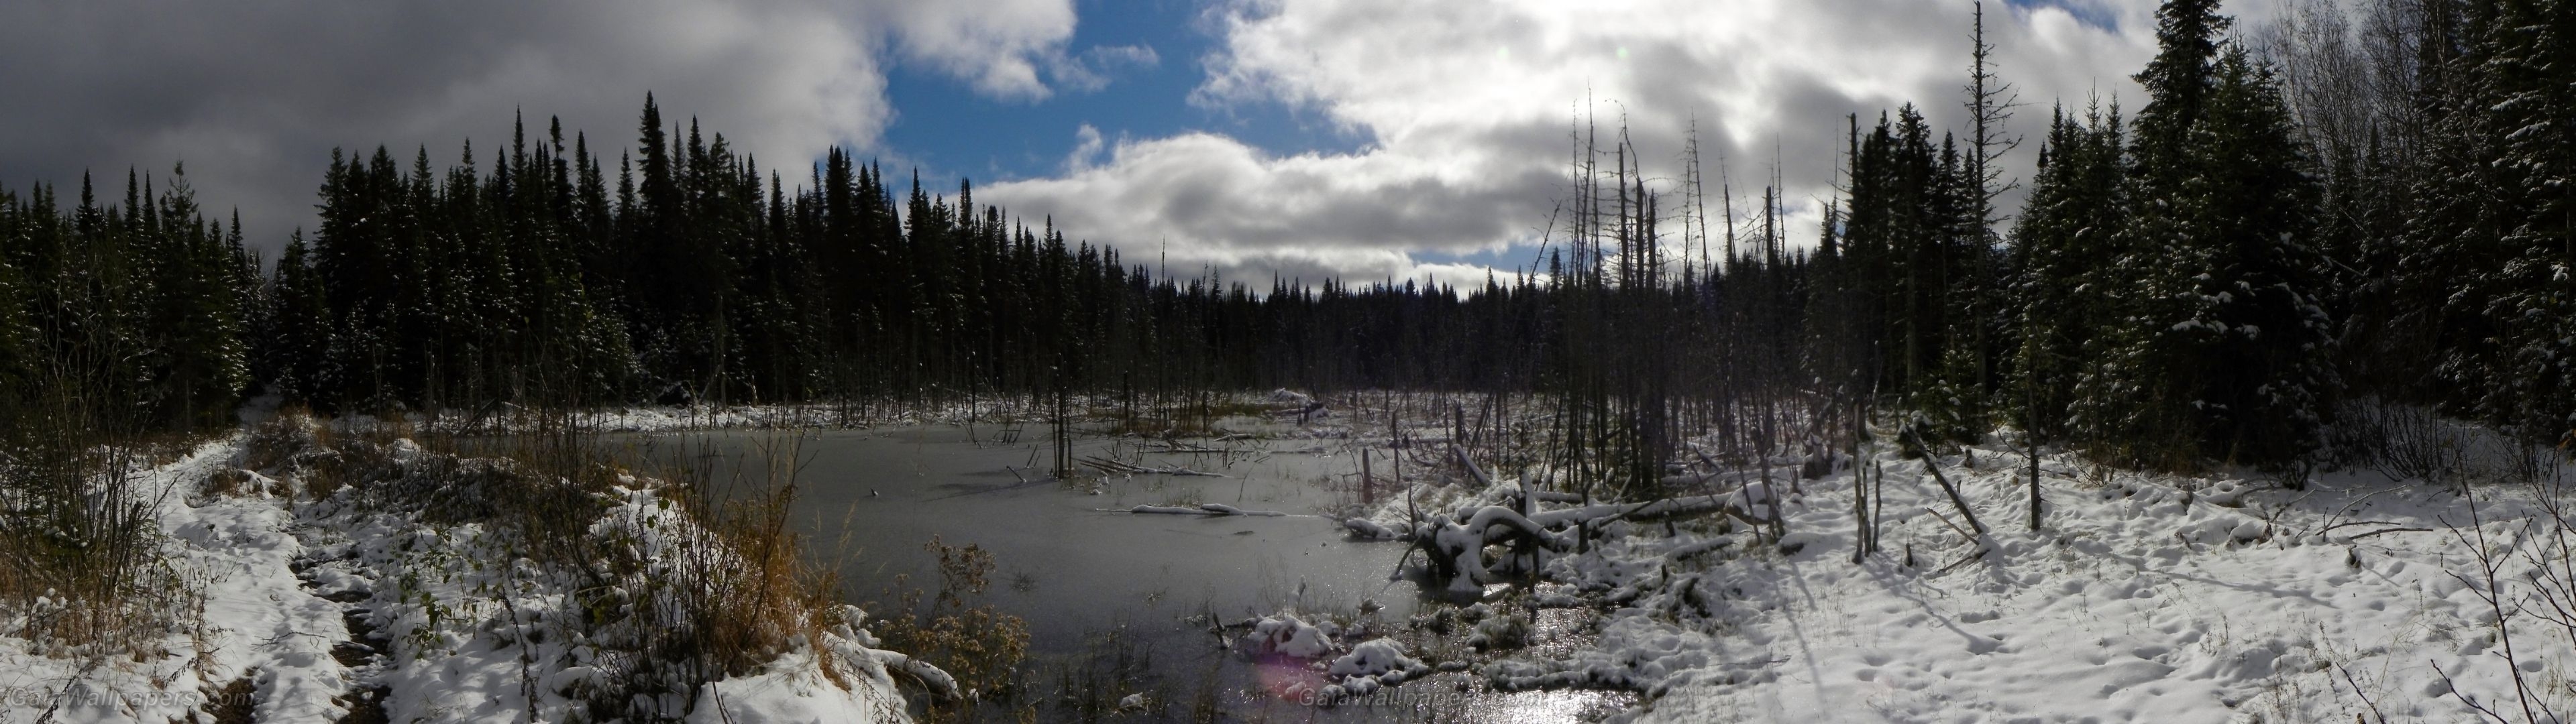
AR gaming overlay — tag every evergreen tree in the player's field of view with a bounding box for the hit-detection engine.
[2007,102,2125,443]
[2078,9,2337,469]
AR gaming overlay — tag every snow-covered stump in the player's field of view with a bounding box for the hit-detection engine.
[1232,613,1433,707]
[1397,490,1766,595]
[1322,638,1434,700]
[1416,505,1574,595]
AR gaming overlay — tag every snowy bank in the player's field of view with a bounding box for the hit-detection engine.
[0,418,940,723]
[1354,432,2576,722]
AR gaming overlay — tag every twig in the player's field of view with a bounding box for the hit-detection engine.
[1925,508,1977,546]
[2335,661,2386,724]
[1933,545,1990,575]
[2430,658,2512,723]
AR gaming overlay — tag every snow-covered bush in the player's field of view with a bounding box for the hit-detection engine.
[1468,611,1532,651]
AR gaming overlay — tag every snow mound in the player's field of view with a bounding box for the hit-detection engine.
[1242,615,1340,660]
[1326,638,1432,688]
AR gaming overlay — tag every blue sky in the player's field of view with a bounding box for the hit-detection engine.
[888,0,2169,284]
[879,0,2131,195]
[0,0,2194,284]
[881,0,1365,192]
[882,0,1548,282]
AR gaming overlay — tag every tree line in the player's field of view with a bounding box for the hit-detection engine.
[1,0,2569,485]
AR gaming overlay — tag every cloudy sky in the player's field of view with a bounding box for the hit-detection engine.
[0,0,2286,284]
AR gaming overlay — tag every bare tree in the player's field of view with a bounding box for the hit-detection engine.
[1964,1,2033,529]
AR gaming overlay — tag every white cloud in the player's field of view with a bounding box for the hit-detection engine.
[1065,124,1108,173]
[877,0,1079,100]
[986,0,2233,284]
[875,1,1162,101]
[1051,44,1164,94]
[0,0,1097,248]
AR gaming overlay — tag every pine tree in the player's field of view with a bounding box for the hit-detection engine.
[2008,101,2125,444]
[2478,0,2576,434]
[2079,6,2337,470]
[0,188,37,396]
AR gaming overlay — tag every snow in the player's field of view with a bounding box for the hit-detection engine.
[314,464,918,723]
[1341,426,2576,721]
[1341,517,1403,540]
[339,396,1114,435]
[0,436,353,724]
[1328,638,1430,684]
[689,629,911,724]
[0,424,930,723]
[1230,612,1434,705]
[1128,503,1290,516]
[31,396,2576,722]
[1242,615,1341,660]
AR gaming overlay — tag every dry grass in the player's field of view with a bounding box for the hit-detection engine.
[867,536,1032,722]
[1095,393,1283,440]
[249,410,861,721]
[0,407,197,658]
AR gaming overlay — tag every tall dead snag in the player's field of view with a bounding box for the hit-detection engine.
[1965,0,2033,532]
[1964,0,2023,406]
[1851,398,1872,564]
[2027,420,2043,531]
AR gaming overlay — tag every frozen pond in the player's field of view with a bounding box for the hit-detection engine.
[600,422,1632,721]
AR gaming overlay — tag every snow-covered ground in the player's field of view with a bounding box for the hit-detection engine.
[0,421,934,723]
[1344,428,2576,722]
[19,394,2570,723]
[0,436,348,724]
[339,396,1099,435]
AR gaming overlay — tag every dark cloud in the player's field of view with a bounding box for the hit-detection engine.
[0,0,2279,288]
[0,0,1092,252]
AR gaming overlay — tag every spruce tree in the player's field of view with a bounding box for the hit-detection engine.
[2009,101,2126,444]
[2079,5,2337,470]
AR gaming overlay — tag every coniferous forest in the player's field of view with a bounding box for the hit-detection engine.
[5,0,2565,474]
[4,0,2576,719]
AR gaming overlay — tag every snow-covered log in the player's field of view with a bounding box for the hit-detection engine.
[1402,487,1766,593]
[1126,503,1289,516]
[874,651,961,701]
[1342,517,1405,540]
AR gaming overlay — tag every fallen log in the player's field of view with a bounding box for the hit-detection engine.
[1081,455,1230,477]
[1124,503,1288,517]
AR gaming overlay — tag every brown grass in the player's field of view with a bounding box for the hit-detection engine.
[867,536,1032,722]
[0,410,196,658]
[246,410,859,721]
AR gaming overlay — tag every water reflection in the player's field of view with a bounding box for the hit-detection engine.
[603,424,1638,722]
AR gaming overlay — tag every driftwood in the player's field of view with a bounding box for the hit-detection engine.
[1359,447,1768,593]
[1387,486,1764,594]
[1081,455,1228,477]
[1125,503,1288,517]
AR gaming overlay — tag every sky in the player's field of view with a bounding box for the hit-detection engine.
[0,0,2291,286]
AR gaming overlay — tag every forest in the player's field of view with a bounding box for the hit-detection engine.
[6,0,2567,475]
[0,0,2571,719]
